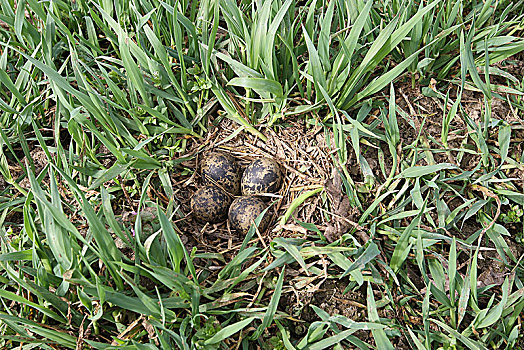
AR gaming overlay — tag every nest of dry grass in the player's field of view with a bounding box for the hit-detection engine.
[171,117,336,254]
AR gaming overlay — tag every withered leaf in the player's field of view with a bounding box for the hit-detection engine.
[324,169,359,243]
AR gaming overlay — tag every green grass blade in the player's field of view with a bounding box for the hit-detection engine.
[204,317,256,345]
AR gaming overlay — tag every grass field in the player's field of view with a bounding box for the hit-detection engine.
[0,0,524,348]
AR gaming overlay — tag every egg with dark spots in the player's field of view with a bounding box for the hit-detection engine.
[241,158,282,196]
[228,196,270,233]
[201,152,241,195]
[191,185,232,223]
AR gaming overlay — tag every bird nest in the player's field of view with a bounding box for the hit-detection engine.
[170,115,351,260]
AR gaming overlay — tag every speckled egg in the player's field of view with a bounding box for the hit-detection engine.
[228,196,269,233]
[191,185,232,223]
[241,158,282,196]
[201,152,241,195]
